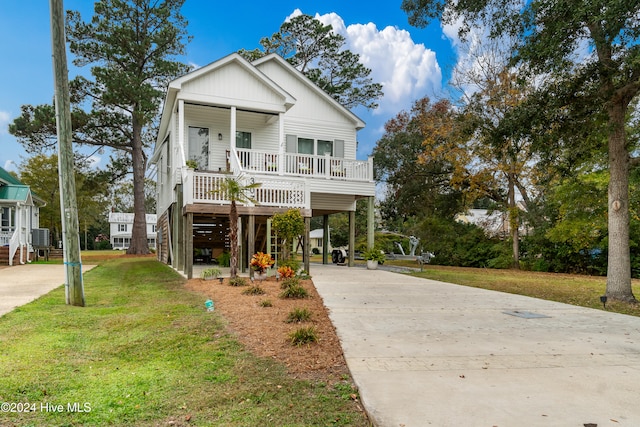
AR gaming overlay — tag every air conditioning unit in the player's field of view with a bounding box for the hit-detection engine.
[32,228,50,247]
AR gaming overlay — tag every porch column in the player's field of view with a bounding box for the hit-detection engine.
[322,214,329,264]
[304,216,310,273]
[230,106,237,151]
[278,112,285,175]
[175,186,184,271]
[367,196,375,249]
[348,210,355,267]
[248,215,255,279]
[185,212,193,279]
[178,99,186,164]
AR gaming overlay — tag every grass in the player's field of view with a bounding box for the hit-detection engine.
[286,308,313,323]
[289,326,318,346]
[409,264,640,316]
[0,257,369,427]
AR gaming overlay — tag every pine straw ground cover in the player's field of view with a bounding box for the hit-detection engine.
[184,275,350,382]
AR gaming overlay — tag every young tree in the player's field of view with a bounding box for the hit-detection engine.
[402,0,640,302]
[216,177,260,279]
[10,0,190,255]
[239,14,383,110]
[271,209,305,262]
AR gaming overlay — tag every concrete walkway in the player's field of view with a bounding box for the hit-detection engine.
[311,264,640,427]
[0,264,96,317]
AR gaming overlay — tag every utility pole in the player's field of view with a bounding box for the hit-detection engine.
[50,0,85,306]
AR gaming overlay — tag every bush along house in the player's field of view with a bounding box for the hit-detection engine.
[150,53,376,278]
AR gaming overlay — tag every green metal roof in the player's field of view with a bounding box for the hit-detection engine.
[0,166,25,186]
[0,185,30,202]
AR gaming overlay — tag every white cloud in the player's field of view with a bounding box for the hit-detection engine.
[3,160,17,172]
[0,110,10,135]
[312,13,443,114]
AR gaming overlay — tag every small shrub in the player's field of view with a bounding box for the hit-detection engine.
[289,326,318,346]
[278,258,300,273]
[280,283,308,299]
[286,307,312,323]
[280,276,300,290]
[217,251,230,267]
[229,277,247,287]
[312,247,320,255]
[259,300,273,307]
[277,265,295,279]
[242,285,265,295]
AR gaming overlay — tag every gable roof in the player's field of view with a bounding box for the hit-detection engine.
[0,166,24,186]
[155,53,297,149]
[252,54,366,130]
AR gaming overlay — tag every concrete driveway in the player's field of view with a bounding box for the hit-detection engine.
[0,264,96,317]
[312,264,640,427]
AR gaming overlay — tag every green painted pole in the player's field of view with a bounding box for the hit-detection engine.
[50,0,84,306]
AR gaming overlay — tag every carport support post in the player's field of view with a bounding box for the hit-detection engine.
[348,211,355,267]
[367,196,374,249]
[50,0,84,306]
[185,212,193,279]
[248,215,255,279]
[304,216,310,273]
[322,214,329,264]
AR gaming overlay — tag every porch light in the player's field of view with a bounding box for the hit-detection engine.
[218,133,222,140]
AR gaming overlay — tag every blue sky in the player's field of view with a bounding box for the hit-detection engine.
[0,1,459,173]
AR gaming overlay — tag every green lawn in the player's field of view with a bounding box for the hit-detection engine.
[409,264,640,316]
[0,257,369,427]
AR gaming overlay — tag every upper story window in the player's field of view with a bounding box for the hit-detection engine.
[118,224,127,232]
[188,126,209,170]
[317,140,333,156]
[297,138,314,155]
[236,131,252,149]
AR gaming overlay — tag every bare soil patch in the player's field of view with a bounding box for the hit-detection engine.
[184,276,350,383]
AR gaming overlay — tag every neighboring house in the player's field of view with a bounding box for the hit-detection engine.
[455,203,527,238]
[150,53,376,278]
[108,212,157,250]
[0,166,44,265]
[296,228,332,255]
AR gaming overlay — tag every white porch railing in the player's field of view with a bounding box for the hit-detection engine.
[0,226,12,246]
[236,148,373,181]
[184,171,309,209]
[8,227,20,266]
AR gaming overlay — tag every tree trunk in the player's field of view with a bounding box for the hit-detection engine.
[229,201,238,278]
[126,115,150,255]
[508,174,520,269]
[606,101,636,302]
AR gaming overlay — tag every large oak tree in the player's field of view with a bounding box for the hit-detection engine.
[403,0,640,302]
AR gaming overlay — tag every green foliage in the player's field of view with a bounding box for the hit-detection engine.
[280,278,309,299]
[239,14,383,110]
[278,258,301,274]
[259,300,273,307]
[271,209,305,261]
[362,248,386,263]
[242,285,266,296]
[217,251,230,267]
[280,277,300,290]
[200,268,221,279]
[289,326,318,346]
[229,277,247,287]
[285,307,313,323]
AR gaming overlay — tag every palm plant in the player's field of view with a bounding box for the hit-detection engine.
[214,176,261,278]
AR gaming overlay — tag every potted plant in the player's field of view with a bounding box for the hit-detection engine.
[250,252,274,280]
[185,159,198,170]
[363,248,386,270]
[201,267,221,281]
